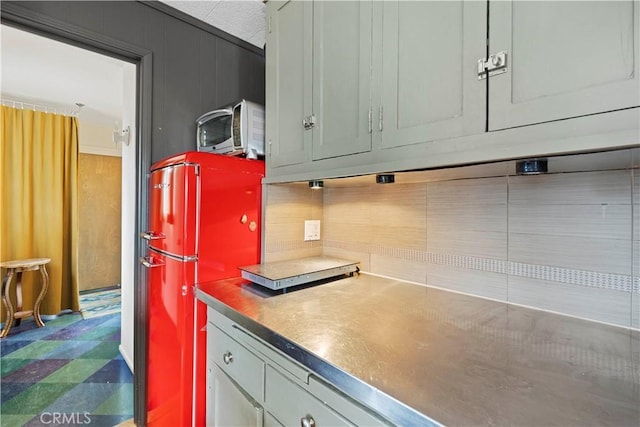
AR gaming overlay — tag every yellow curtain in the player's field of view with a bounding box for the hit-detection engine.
[0,105,79,321]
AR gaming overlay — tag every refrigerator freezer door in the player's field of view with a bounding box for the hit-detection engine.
[145,163,199,257]
[196,161,263,281]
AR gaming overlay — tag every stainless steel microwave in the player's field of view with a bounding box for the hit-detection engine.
[196,100,265,159]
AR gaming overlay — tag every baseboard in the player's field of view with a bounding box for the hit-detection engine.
[119,344,134,374]
[79,284,121,295]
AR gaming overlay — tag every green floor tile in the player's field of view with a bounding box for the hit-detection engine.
[1,358,32,376]
[45,314,83,327]
[76,326,119,341]
[92,383,134,415]
[0,414,35,427]
[78,341,120,360]
[2,341,65,359]
[1,382,76,414]
[40,359,110,383]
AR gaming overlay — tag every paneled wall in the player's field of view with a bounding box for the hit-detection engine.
[3,0,265,163]
[264,150,639,329]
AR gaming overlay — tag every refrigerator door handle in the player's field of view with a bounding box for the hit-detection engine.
[140,256,165,268]
[140,231,166,241]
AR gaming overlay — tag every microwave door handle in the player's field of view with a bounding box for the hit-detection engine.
[196,108,232,125]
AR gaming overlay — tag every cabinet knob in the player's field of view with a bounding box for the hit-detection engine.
[223,351,233,365]
[300,414,316,427]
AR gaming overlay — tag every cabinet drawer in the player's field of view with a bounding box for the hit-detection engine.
[308,376,392,426]
[208,322,265,401]
[265,365,352,427]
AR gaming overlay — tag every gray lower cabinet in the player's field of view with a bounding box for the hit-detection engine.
[264,0,639,182]
[206,323,265,426]
[265,366,351,426]
[207,365,263,427]
[206,307,390,427]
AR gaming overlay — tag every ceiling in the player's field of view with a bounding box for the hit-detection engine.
[1,24,130,125]
[160,0,266,48]
[0,1,266,126]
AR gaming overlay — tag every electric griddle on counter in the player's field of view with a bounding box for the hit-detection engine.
[239,256,359,291]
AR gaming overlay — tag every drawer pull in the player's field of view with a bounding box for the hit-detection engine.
[300,414,316,427]
[223,351,233,365]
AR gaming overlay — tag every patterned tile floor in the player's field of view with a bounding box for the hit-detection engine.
[1,312,133,426]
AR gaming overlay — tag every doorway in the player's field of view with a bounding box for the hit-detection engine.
[1,22,140,422]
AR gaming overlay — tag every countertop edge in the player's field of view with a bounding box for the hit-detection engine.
[194,287,441,427]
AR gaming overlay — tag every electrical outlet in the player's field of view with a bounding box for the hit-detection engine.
[304,220,321,241]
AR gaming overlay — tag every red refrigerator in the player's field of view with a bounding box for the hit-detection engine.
[140,151,264,426]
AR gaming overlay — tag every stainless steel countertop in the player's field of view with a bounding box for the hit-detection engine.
[195,273,640,426]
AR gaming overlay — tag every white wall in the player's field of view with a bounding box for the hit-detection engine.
[78,121,122,157]
[120,62,137,373]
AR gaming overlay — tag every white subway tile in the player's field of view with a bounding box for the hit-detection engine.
[632,169,639,204]
[427,229,507,260]
[633,240,639,278]
[427,177,507,205]
[323,246,370,272]
[632,292,639,330]
[263,247,323,263]
[427,264,507,301]
[427,203,507,233]
[508,276,631,328]
[370,254,427,284]
[322,222,371,244]
[371,225,426,250]
[509,233,631,275]
[509,204,631,240]
[370,183,427,227]
[509,170,631,205]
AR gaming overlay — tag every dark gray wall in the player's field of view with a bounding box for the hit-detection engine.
[3,0,265,163]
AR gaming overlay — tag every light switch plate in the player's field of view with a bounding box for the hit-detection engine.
[304,220,321,241]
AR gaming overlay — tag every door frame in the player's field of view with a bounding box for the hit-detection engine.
[1,4,152,425]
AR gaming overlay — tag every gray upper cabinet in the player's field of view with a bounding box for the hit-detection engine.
[264,0,639,182]
[377,1,486,149]
[265,0,312,168]
[267,0,372,164]
[488,0,640,130]
[312,1,373,160]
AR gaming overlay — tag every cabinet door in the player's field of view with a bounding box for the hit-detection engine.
[265,365,352,427]
[489,1,640,131]
[377,0,486,149]
[312,1,373,160]
[207,364,264,427]
[265,0,313,168]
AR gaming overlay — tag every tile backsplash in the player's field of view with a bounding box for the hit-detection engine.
[263,150,639,329]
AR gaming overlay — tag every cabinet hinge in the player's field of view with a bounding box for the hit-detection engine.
[268,16,272,34]
[477,50,508,80]
[368,109,372,133]
[302,114,316,130]
[378,106,383,132]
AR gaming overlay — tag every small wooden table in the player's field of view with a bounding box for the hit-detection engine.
[0,258,51,338]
